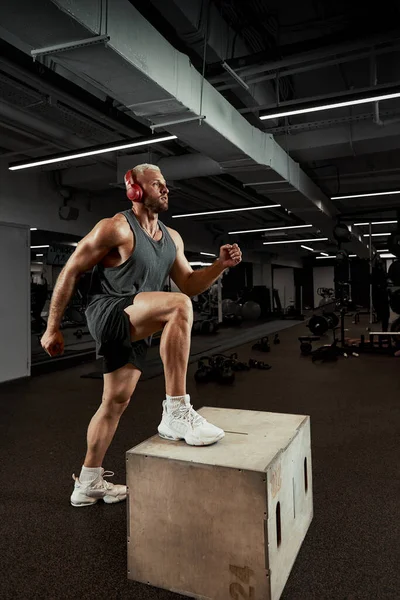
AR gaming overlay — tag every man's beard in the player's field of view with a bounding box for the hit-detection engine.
[144,196,168,213]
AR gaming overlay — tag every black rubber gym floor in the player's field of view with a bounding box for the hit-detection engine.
[1,319,399,599]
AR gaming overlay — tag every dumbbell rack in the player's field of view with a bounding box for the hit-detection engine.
[355,331,400,355]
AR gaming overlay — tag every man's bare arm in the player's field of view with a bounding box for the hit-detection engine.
[46,218,125,332]
[168,230,226,297]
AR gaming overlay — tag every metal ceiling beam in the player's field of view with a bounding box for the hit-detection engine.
[340,205,400,218]
[215,44,400,92]
[263,108,400,135]
[239,81,400,115]
[0,101,115,169]
[207,29,400,83]
[0,55,149,139]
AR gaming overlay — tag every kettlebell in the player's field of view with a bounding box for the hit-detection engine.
[248,358,272,371]
[300,342,312,356]
[194,357,214,383]
[252,337,270,352]
[216,360,235,384]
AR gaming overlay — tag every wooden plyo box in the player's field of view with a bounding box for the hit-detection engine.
[126,408,313,600]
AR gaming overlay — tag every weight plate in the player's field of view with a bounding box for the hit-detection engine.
[324,312,339,329]
[388,232,400,258]
[333,223,352,243]
[388,260,400,286]
[389,289,400,314]
[308,315,329,336]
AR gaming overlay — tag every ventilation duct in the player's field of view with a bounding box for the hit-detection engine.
[0,0,369,256]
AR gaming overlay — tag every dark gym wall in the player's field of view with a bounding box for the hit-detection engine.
[349,260,370,307]
[295,266,314,310]
[222,262,253,300]
[271,265,314,310]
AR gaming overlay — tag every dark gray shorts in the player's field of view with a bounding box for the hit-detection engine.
[86,295,149,374]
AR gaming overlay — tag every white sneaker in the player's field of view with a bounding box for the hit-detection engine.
[158,397,225,446]
[70,469,127,507]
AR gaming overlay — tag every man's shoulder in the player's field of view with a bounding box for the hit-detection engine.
[165,226,182,242]
[94,212,131,243]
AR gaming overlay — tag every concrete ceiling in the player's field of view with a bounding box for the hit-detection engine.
[1,0,400,259]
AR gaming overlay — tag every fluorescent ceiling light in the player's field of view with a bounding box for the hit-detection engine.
[377,249,389,252]
[172,204,281,218]
[332,190,400,200]
[30,227,37,231]
[362,233,391,237]
[320,252,330,257]
[31,245,50,249]
[36,253,44,257]
[229,224,312,235]
[263,237,328,245]
[200,252,217,257]
[260,89,400,121]
[354,220,398,226]
[32,261,43,264]
[189,261,212,266]
[301,245,314,251]
[380,253,396,258]
[221,61,249,91]
[316,256,335,259]
[9,134,177,171]
[349,254,357,257]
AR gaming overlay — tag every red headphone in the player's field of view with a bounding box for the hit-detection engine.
[124,170,143,202]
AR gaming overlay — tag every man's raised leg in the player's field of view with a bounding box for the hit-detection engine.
[124,291,225,446]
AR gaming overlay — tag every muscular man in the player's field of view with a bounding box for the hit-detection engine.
[41,163,242,508]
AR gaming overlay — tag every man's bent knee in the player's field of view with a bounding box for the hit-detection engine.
[171,293,193,319]
[101,393,131,418]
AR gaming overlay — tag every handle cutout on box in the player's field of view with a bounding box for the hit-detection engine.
[276,501,282,547]
[304,456,308,493]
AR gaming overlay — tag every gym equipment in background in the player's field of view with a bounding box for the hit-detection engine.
[317,287,336,310]
[310,340,358,362]
[73,329,92,340]
[388,232,400,258]
[192,319,219,336]
[307,312,339,336]
[243,285,272,317]
[241,300,261,320]
[221,297,262,324]
[284,302,305,320]
[355,331,400,355]
[192,285,220,335]
[221,298,241,317]
[272,289,304,320]
[252,337,270,352]
[194,354,236,385]
[298,336,320,356]
[248,358,271,370]
[221,298,243,326]
[30,278,49,333]
[387,260,400,286]
[193,350,273,384]
[333,222,352,243]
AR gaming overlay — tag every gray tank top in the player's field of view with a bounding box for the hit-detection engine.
[85,209,177,340]
[88,209,177,300]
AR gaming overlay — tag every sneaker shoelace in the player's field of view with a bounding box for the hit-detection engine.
[100,471,115,490]
[72,471,116,489]
[174,404,206,428]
